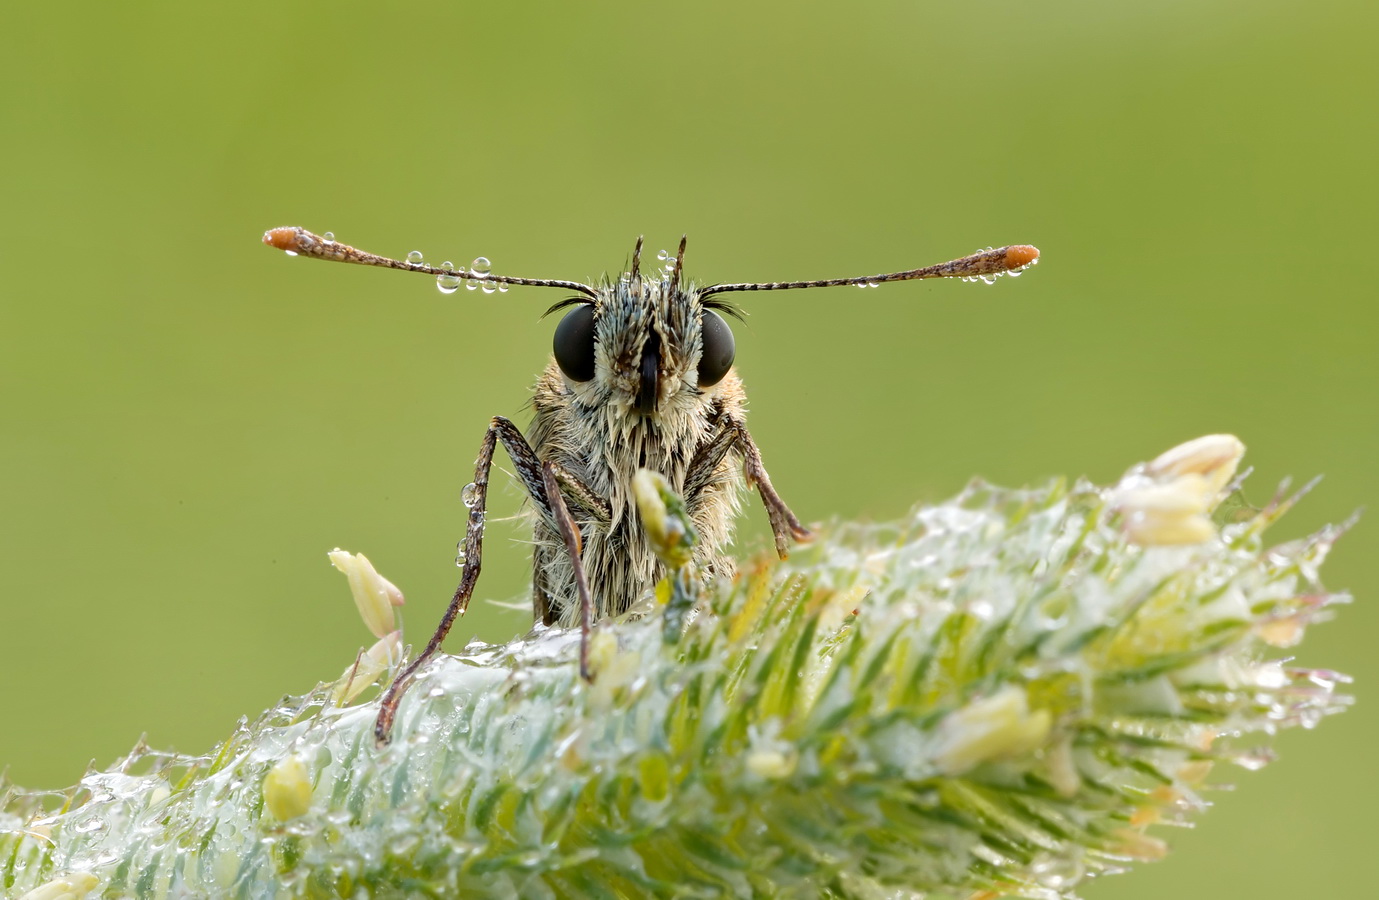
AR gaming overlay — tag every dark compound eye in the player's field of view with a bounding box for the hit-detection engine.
[553,304,597,382]
[697,309,735,387]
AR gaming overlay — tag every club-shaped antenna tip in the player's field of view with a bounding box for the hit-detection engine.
[1004,245,1040,270]
[263,226,302,251]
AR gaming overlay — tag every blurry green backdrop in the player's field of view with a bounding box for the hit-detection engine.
[2,1,1374,897]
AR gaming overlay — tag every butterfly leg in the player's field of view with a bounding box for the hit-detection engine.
[374,415,594,743]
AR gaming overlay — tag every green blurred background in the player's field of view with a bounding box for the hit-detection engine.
[2,0,1373,896]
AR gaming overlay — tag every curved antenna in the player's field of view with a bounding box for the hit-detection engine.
[666,235,688,297]
[263,227,600,300]
[699,245,1039,298]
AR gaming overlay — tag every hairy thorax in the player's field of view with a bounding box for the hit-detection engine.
[527,361,747,624]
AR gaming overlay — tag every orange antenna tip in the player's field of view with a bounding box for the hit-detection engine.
[1004,245,1040,270]
[263,226,304,251]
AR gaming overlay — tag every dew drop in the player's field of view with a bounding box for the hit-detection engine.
[284,250,299,257]
[467,256,491,292]
[73,817,107,834]
[497,283,509,293]
[1230,749,1273,771]
[323,231,334,242]
[656,250,669,262]
[436,261,462,295]
[406,250,425,266]
[455,541,467,567]
[980,274,998,285]
[461,482,479,508]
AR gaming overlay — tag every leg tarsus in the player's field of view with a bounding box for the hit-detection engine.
[374,417,512,744]
[375,416,606,745]
[733,422,813,557]
[542,462,596,682]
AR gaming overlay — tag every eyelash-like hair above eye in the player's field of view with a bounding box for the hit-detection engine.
[703,298,745,322]
[542,297,595,319]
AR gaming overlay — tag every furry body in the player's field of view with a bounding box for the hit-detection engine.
[527,278,748,624]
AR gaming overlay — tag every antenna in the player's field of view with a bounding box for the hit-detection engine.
[262,227,599,300]
[699,245,1039,298]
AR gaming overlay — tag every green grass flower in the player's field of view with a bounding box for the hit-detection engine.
[0,438,1351,899]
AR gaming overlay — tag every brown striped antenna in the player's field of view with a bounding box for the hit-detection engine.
[262,227,600,300]
[699,245,1040,298]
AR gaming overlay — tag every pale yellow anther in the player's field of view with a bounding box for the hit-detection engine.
[933,686,1052,776]
[1116,435,1246,546]
[263,755,313,821]
[1044,735,1081,797]
[631,468,697,568]
[1117,476,1212,515]
[18,871,99,900]
[632,469,669,540]
[1116,477,1216,545]
[1121,511,1217,546]
[330,630,403,705]
[1146,434,1245,498]
[1108,828,1169,862]
[745,748,797,779]
[329,549,404,638]
[586,628,619,680]
[1257,615,1307,647]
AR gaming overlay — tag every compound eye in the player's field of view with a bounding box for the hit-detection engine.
[553,304,597,382]
[697,309,735,387]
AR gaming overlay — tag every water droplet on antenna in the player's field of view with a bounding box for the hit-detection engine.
[436,261,462,295]
[467,256,491,292]
[406,250,425,266]
[323,232,334,243]
[455,541,467,567]
[461,482,479,508]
